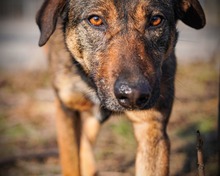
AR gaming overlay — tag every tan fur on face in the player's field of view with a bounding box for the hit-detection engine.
[129,1,149,32]
[65,29,91,73]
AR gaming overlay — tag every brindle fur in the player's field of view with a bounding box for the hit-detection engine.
[36,0,205,175]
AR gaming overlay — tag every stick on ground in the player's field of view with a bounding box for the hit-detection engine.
[197,130,205,176]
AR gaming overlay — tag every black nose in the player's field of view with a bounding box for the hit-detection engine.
[114,79,152,109]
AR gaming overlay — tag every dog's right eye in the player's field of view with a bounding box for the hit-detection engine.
[88,15,104,27]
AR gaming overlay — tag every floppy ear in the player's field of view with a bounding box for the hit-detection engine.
[175,0,206,29]
[36,0,66,46]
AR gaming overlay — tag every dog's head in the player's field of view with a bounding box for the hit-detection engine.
[37,0,205,112]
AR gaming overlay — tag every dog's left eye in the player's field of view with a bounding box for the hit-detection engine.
[149,15,164,27]
[88,15,104,27]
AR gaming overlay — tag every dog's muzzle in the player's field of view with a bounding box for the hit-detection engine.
[114,77,152,110]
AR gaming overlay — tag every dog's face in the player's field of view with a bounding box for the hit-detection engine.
[37,0,205,112]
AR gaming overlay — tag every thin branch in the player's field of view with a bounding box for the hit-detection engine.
[197,130,205,176]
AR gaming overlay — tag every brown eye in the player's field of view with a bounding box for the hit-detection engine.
[150,15,163,27]
[88,15,104,26]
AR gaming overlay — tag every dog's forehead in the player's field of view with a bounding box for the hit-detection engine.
[112,0,173,8]
[71,0,174,14]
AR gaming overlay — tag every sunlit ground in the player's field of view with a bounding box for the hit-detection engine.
[0,59,218,176]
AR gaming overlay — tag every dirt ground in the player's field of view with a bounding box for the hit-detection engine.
[0,60,219,176]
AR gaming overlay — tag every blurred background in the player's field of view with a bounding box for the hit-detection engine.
[0,0,219,175]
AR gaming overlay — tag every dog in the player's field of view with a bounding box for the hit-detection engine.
[36,0,205,175]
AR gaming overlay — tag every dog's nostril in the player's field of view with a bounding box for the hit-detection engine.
[136,94,151,107]
[118,96,128,101]
[117,95,131,107]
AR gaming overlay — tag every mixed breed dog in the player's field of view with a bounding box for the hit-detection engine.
[36,0,205,175]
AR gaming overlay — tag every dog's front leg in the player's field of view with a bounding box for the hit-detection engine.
[126,110,170,176]
[80,110,101,176]
[55,98,100,176]
[55,98,81,176]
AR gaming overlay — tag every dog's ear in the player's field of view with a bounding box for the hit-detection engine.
[175,0,206,29]
[36,0,66,46]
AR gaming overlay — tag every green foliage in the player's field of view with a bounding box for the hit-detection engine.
[197,116,216,133]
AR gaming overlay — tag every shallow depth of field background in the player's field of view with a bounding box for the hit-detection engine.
[0,0,219,175]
